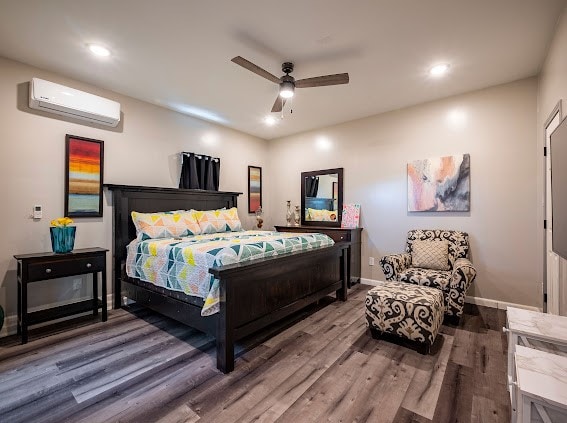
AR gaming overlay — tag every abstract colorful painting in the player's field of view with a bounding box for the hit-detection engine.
[65,135,104,217]
[248,166,262,213]
[407,154,470,212]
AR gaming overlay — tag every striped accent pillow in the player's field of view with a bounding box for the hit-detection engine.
[411,240,450,270]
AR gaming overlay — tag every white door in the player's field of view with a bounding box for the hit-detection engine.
[545,103,562,315]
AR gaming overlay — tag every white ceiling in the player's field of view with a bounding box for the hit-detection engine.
[0,0,565,139]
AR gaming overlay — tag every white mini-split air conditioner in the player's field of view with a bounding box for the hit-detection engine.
[29,78,121,127]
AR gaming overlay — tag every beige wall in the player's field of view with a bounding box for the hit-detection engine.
[0,54,544,334]
[538,5,567,314]
[268,78,540,307]
[0,57,269,326]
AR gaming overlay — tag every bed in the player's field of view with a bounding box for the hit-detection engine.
[105,184,349,373]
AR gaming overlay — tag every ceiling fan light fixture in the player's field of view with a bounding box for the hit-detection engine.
[279,81,295,99]
[231,56,349,112]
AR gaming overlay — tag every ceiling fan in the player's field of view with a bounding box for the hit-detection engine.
[231,56,350,113]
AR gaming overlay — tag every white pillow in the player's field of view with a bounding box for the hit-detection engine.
[411,240,450,270]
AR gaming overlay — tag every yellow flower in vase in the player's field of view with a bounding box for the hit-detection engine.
[50,217,76,253]
[51,217,74,227]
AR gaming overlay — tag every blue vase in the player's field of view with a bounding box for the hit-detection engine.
[50,226,76,253]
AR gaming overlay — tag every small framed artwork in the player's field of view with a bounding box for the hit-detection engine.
[341,203,361,229]
[65,134,104,217]
[248,165,262,213]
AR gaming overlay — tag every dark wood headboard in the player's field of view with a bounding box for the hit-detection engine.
[104,184,241,308]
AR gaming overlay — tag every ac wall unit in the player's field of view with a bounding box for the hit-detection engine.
[29,78,121,127]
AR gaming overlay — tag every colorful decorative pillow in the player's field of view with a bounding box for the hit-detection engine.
[195,207,242,234]
[131,210,201,240]
[306,208,338,222]
[411,240,450,270]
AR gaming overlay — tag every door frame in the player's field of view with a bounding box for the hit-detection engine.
[543,100,562,313]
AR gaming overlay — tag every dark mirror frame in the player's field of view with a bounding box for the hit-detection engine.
[301,167,344,227]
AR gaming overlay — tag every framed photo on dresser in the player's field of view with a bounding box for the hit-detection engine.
[64,135,104,218]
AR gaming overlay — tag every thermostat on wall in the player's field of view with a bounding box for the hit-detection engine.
[33,205,42,219]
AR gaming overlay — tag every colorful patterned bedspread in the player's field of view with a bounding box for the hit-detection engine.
[126,230,334,316]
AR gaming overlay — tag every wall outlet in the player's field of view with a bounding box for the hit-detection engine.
[72,279,82,290]
[369,257,375,266]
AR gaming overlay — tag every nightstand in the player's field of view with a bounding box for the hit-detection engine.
[13,247,108,343]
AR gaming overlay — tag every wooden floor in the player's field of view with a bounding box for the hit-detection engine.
[0,284,510,423]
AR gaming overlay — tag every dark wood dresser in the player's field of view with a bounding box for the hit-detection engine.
[274,225,362,287]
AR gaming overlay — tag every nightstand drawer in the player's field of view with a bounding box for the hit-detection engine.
[27,255,105,281]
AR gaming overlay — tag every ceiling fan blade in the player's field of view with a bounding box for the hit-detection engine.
[271,95,286,113]
[295,73,349,88]
[231,56,281,84]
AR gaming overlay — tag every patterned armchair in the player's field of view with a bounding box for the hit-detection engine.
[379,229,477,317]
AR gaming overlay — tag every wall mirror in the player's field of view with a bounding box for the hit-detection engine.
[301,168,343,226]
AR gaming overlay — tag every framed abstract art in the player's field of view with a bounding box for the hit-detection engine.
[407,153,470,212]
[64,135,104,217]
[248,165,262,213]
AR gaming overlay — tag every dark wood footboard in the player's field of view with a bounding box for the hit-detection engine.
[211,243,348,372]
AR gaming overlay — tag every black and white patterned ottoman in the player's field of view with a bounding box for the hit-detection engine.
[365,281,444,354]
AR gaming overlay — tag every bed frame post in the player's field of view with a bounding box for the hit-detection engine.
[216,280,235,373]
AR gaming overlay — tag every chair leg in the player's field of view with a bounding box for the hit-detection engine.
[444,315,461,326]
[369,327,382,339]
[418,342,431,355]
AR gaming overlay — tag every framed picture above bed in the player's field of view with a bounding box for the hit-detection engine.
[64,134,104,217]
[248,165,262,214]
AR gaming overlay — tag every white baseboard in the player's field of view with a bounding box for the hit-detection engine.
[464,296,541,312]
[360,278,381,286]
[0,293,115,338]
[358,278,541,312]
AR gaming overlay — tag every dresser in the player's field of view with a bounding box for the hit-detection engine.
[274,225,362,287]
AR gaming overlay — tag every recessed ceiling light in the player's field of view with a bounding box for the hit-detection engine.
[429,63,450,77]
[88,44,111,57]
[264,116,277,126]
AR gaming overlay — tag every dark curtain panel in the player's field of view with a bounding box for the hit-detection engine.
[305,176,319,197]
[179,153,220,190]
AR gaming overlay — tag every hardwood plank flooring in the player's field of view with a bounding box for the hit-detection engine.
[0,284,510,423]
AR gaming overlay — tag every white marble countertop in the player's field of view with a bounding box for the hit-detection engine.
[507,307,567,344]
[515,345,567,410]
